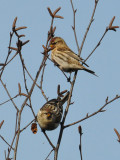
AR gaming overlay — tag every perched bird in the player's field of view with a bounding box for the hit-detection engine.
[37,92,69,131]
[50,37,96,76]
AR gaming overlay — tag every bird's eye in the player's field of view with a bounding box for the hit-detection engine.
[51,42,57,45]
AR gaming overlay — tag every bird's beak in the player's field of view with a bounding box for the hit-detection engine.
[47,113,51,118]
[50,44,53,47]
[49,44,54,49]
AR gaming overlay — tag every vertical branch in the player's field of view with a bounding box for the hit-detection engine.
[7,112,18,159]
[0,79,19,111]
[78,126,83,160]
[14,54,48,160]
[54,71,78,160]
[70,0,79,51]
[78,0,99,56]
[0,32,14,79]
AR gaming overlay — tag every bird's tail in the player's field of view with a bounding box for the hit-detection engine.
[60,92,69,106]
[83,68,98,77]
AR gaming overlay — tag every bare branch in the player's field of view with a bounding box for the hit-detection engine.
[70,0,79,51]
[79,0,99,56]
[78,126,83,160]
[45,149,54,160]
[64,95,120,128]
[0,135,14,150]
[20,119,35,133]
[0,79,19,111]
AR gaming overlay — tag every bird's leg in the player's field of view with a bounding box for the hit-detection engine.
[42,129,55,150]
[68,72,72,82]
[60,70,72,83]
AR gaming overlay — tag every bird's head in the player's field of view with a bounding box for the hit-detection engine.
[50,37,67,49]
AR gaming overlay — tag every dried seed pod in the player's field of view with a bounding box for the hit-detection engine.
[31,123,38,134]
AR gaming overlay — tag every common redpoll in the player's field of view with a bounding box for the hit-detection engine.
[50,37,96,75]
[37,92,69,131]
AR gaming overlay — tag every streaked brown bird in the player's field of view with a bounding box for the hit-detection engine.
[50,37,96,76]
[37,92,69,131]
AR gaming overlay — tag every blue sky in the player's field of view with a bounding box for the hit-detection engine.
[0,0,120,160]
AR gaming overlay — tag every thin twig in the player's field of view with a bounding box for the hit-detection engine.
[43,130,55,150]
[0,135,14,150]
[45,149,54,160]
[70,0,79,51]
[0,32,14,79]
[84,28,108,62]
[28,97,36,118]
[78,0,99,56]
[40,64,48,101]
[20,119,35,133]
[0,79,19,111]
[78,126,83,160]
[23,60,49,100]
[54,71,78,160]
[64,95,120,128]
[0,51,19,71]
[14,52,48,160]
[54,1,99,159]
[7,112,18,159]
[0,94,19,106]
[19,51,29,93]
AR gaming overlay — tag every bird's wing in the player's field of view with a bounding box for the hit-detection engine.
[57,47,82,61]
[57,47,89,67]
[40,99,58,110]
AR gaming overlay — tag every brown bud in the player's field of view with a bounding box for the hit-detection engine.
[60,90,67,95]
[0,120,4,129]
[54,15,64,19]
[114,128,120,142]
[57,85,60,95]
[18,83,21,95]
[109,16,115,28]
[106,96,108,103]
[22,40,30,46]
[42,45,47,51]
[15,26,27,31]
[52,26,56,34]
[19,34,25,38]
[12,17,17,29]
[78,126,82,134]
[8,47,18,51]
[47,7,53,18]
[53,7,61,16]
[109,26,119,32]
